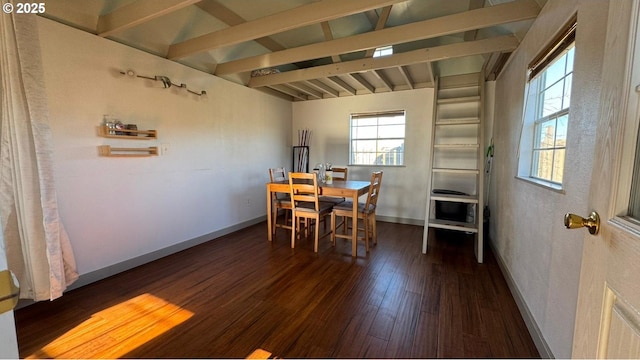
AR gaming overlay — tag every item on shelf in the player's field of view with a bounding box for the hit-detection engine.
[114,121,125,135]
[125,124,138,136]
[103,115,116,135]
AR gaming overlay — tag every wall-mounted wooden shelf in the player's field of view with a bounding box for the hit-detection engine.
[99,145,158,157]
[98,125,157,140]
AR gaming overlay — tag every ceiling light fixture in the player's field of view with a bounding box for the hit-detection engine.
[119,69,207,96]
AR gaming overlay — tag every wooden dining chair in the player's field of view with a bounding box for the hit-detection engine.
[330,171,383,252]
[320,166,348,205]
[269,167,292,236]
[289,172,334,252]
[331,166,348,181]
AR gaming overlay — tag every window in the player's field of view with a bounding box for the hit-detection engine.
[518,17,576,188]
[350,110,405,166]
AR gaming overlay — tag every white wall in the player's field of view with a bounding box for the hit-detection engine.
[491,0,608,358]
[292,89,433,223]
[37,18,292,279]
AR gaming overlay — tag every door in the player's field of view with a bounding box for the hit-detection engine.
[572,2,640,358]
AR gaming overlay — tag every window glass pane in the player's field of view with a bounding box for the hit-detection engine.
[535,119,556,149]
[353,139,376,152]
[566,47,575,73]
[555,114,568,147]
[378,115,404,125]
[544,56,566,89]
[377,139,404,153]
[532,149,555,180]
[563,75,572,109]
[353,117,377,126]
[542,81,565,117]
[354,125,378,139]
[552,148,565,183]
[378,124,405,137]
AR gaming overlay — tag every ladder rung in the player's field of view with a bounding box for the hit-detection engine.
[437,96,481,104]
[432,168,479,174]
[436,118,480,125]
[431,193,479,203]
[434,144,479,149]
[428,219,478,233]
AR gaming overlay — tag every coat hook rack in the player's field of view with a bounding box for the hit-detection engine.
[119,69,207,96]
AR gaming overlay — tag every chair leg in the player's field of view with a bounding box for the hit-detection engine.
[314,216,320,253]
[371,213,377,245]
[363,215,370,252]
[284,209,290,231]
[291,214,297,248]
[330,211,336,246]
[272,207,278,236]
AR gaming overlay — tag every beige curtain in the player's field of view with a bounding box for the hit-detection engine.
[0,7,78,300]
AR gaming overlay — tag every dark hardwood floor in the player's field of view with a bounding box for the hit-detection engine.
[15,221,540,359]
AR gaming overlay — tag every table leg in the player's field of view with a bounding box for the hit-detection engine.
[351,191,358,256]
[266,186,273,241]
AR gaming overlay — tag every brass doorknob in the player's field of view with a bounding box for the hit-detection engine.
[564,211,600,235]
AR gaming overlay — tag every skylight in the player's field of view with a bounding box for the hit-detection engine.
[373,45,393,57]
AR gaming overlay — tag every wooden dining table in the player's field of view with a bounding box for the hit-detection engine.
[266,179,371,256]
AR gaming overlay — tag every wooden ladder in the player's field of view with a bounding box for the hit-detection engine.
[422,73,485,263]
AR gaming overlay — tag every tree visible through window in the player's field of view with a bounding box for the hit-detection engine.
[350,111,405,166]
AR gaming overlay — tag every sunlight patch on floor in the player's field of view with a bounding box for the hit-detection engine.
[25,293,194,359]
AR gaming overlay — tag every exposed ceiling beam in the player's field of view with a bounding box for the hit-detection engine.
[364,6,393,58]
[195,0,285,52]
[398,66,415,89]
[248,35,519,88]
[167,0,407,59]
[427,62,435,85]
[305,80,340,98]
[216,0,539,75]
[372,70,394,91]
[328,76,357,96]
[288,82,324,99]
[268,85,307,101]
[486,52,512,80]
[97,0,200,37]
[321,22,342,63]
[255,87,294,101]
[463,0,485,41]
[349,73,375,93]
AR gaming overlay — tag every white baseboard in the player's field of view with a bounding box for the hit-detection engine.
[488,239,554,359]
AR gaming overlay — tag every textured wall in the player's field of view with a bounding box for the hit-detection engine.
[292,89,433,223]
[491,0,608,357]
[37,17,292,277]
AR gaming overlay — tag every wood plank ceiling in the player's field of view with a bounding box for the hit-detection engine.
[42,0,545,101]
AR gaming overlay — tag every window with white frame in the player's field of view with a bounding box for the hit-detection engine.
[518,17,576,188]
[350,110,405,166]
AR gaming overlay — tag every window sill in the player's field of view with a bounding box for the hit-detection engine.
[348,164,406,168]
[515,175,565,194]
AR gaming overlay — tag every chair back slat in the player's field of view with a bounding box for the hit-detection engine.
[269,167,287,182]
[269,167,289,201]
[332,167,348,181]
[289,172,320,211]
[365,171,383,209]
